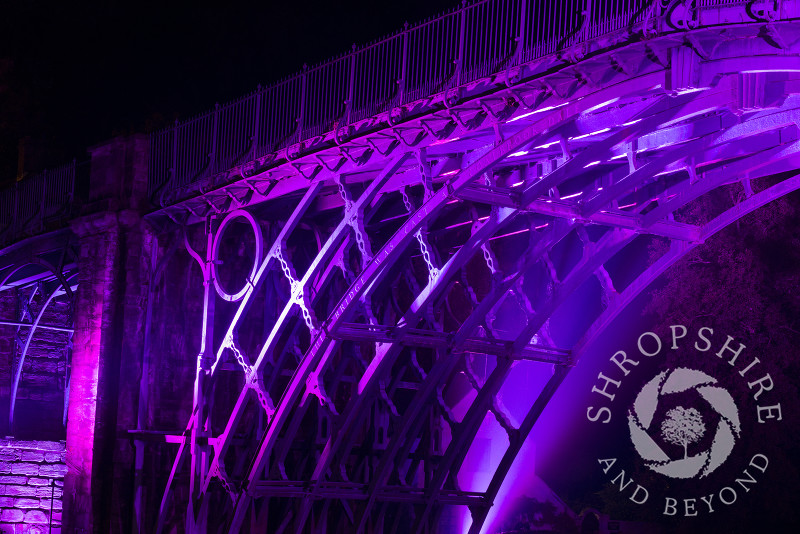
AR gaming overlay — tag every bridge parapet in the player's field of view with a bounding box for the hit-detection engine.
[3,1,798,246]
[145,0,800,207]
[0,161,76,250]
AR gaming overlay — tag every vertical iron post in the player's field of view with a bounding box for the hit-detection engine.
[171,120,179,189]
[210,103,220,176]
[346,44,357,126]
[252,86,262,160]
[456,1,468,86]
[399,22,409,106]
[298,64,308,141]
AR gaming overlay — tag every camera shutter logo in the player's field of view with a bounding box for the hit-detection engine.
[628,368,741,479]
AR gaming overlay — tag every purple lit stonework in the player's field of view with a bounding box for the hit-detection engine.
[1,1,800,533]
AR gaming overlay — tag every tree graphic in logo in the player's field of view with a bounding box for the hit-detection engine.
[628,368,740,479]
[660,406,706,459]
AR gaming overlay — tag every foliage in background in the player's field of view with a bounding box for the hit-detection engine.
[639,178,800,532]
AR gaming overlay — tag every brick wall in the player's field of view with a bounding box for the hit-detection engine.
[0,439,66,533]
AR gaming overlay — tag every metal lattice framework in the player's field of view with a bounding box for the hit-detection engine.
[136,2,800,533]
[0,231,78,435]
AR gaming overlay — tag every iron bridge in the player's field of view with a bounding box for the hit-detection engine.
[2,0,800,533]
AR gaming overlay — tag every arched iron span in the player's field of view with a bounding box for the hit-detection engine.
[144,6,800,534]
[0,235,78,434]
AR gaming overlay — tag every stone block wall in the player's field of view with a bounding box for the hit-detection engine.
[0,440,66,533]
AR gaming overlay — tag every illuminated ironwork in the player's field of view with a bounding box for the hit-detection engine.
[2,1,800,533]
[0,233,78,434]
[142,0,800,530]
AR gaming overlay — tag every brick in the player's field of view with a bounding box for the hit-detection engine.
[0,451,19,462]
[0,495,12,506]
[40,498,63,510]
[37,464,67,477]
[20,451,45,463]
[24,510,48,523]
[0,476,27,485]
[36,486,62,498]
[26,477,51,486]
[15,497,41,508]
[0,461,11,473]
[44,452,66,463]
[2,484,38,497]
[11,463,39,476]
[0,508,23,522]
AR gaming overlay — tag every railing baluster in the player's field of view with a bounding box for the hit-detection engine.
[399,23,409,106]
[171,120,178,190]
[517,0,526,66]
[12,182,19,238]
[298,65,308,142]
[346,45,357,127]
[252,87,262,161]
[69,159,75,208]
[455,1,467,87]
[40,169,47,232]
[210,107,218,177]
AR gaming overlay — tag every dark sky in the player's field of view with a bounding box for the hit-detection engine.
[0,0,458,184]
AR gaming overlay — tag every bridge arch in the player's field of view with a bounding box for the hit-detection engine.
[141,11,800,532]
[0,232,78,438]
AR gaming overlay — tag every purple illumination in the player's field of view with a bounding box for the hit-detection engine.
[2,1,800,533]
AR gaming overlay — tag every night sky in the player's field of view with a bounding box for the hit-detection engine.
[0,0,457,185]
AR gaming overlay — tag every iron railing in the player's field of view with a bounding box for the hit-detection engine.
[147,0,665,200]
[0,161,76,248]
[0,0,777,220]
